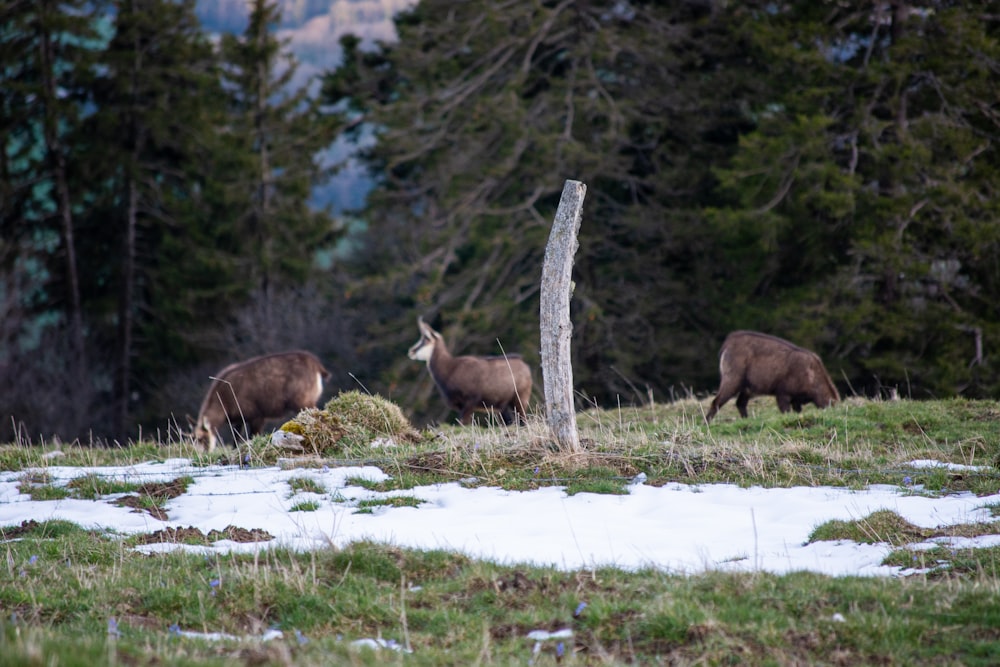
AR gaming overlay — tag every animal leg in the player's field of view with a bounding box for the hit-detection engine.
[513,399,528,426]
[775,394,792,413]
[735,391,751,418]
[706,379,742,422]
[705,372,746,423]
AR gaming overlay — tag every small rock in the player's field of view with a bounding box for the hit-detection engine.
[271,430,305,451]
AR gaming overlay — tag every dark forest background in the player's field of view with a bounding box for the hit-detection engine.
[3,0,999,442]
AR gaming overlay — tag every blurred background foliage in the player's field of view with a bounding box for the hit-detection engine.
[2,0,999,440]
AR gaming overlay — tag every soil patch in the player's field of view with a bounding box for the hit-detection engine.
[133,525,274,545]
[136,478,189,500]
[112,478,192,520]
[114,494,167,520]
[0,519,41,539]
[208,526,274,543]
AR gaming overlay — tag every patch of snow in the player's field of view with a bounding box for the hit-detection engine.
[906,459,991,472]
[2,459,999,578]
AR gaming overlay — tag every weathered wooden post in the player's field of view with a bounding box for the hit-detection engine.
[539,179,585,451]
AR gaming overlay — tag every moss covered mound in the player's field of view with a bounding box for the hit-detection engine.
[279,391,421,455]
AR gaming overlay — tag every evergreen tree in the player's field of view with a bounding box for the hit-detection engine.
[146,0,345,430]
[79,0,229,436]
[0,0,108,436]
[217,0,340,327]
[3,0,343,440]
[708,1,1000,398]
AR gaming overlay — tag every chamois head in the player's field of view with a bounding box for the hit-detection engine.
[407,317,440,362]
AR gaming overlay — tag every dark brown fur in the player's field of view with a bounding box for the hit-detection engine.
[194,350,330,450]
[408,318,532,425]
[705,331,839,423]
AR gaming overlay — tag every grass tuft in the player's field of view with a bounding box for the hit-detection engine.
[289,500,321,512]
[808,510,931,545]
[288,476,327,496]
[354,496,424,514]
[269,390,424,462]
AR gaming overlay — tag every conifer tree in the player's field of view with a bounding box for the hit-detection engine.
[217,0,339,333]
[0,0,107,435]
[708,1,1000,397]
[79,0,228,436]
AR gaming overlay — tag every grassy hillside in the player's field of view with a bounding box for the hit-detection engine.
[2,396,1000,665]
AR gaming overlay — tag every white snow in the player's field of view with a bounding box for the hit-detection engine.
[2,457,999,577]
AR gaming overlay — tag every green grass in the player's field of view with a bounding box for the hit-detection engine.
[354,496,424,514]
[66,473,141,499]
[329,396,1000,496]
[807,510,1000,547]
[881,544,1000,577]
[18,482,71,501]
[287,476,327,496]
[0,440,199,470]
[3,533,1000,665]
[289,500,321,512]
[2,397,1000,664]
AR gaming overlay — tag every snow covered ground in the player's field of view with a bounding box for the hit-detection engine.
[2,457,998,577]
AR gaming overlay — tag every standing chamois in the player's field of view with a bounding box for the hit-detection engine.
[705,331,840,423]
[408,317,532,425]
[193,350,330,451]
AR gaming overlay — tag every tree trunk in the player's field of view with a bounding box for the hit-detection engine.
[255,8,273,323]
[117,174,138,439]
[39,5,86,385]
[116,24,143,440]
[540,179,585,451]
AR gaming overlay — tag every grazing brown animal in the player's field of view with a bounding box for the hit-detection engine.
[194,350,330,451]
[408,317,532,425]
[705,331,839,423]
